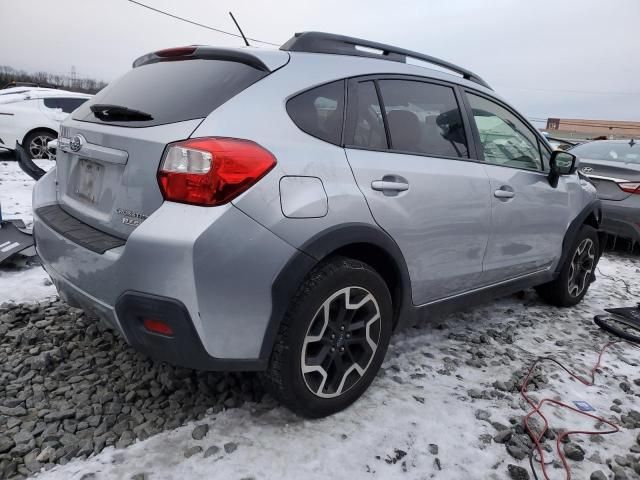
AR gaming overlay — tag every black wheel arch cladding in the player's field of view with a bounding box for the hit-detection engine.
[555,199,604,276]
[260,222,414,360]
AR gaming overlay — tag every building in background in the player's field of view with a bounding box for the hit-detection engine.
[546,118,640,140]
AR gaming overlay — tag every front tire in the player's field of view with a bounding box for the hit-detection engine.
[262,257,392,418]
[536,225,599,307]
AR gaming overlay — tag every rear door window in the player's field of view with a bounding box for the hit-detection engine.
[346,81,387,149]
[286,80,345,145]
[377,80,468,158]
[73,59,268,127]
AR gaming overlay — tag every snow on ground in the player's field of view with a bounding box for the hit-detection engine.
[25,254,640,480]
[0,156,57,302]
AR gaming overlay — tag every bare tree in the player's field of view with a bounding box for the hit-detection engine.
[0,65,106,94]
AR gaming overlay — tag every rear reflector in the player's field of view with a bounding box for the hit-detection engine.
[158,137,276,206]
[143,318,174,336]
[618,182,640,194]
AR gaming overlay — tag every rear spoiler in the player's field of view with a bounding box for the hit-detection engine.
[132,46,271,71]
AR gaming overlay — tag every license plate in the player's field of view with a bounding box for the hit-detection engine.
[76,159,103,203]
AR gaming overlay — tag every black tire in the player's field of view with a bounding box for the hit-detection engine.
[261,256,393,418]
[535,225,599,307]
[22,129,57,160]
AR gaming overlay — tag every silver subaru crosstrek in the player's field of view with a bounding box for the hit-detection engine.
[33,32,604,417]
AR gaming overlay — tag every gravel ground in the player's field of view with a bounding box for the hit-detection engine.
[1,253,640,480]
[0,300,264,479]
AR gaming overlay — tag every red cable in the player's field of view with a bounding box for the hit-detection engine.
[520,340,632,480]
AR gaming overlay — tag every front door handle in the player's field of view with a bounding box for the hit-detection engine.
[494,188,515,199]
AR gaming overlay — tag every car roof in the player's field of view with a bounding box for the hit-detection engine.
[0,88,92,105]
[200,44,498,97]
[24,89,92,99]
[585,139,637,144]
[282,31,492,89]
[0,87,58,96]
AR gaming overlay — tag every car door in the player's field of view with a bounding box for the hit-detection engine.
[463,91,571,283]
[344,77,491,305]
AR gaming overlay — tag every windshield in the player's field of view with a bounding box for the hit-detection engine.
[570,140,640,164]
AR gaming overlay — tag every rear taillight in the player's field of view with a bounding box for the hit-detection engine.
[158,137,276,206]
[618,182,640,194]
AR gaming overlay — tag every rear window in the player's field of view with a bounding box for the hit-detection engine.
[286,80,345,145]
[44,97,88,113]
[570,141,640,164]
[73,59,268,127]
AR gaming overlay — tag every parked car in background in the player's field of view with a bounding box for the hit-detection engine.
[2,81,59,89]
[547,136,577,151]
[0,88,91,159]
[571,139,640,243]
[33,32,603,417]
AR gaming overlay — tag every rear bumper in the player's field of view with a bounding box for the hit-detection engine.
[33,168,300,370]
[601,198,640,243]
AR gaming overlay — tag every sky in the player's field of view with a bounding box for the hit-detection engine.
[1,0,639,126]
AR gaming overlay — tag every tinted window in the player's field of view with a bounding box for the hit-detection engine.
[73,59,268,127]
[377,80,468,158]
[467,93,542,171]
[570,140,640,164]
[44,97,88,113]
[287,80,345,145]
[348,81,387,149]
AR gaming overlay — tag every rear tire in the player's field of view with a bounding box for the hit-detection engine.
[535,225,599,307]
[261,257,392,418]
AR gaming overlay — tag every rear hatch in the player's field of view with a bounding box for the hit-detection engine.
[56,47,288,239]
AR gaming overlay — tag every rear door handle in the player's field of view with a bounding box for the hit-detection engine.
[371,180,409,192]
[371,174,410,196]
[494,188,515,199]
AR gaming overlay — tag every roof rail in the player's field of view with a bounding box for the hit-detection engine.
[281,31,492,90]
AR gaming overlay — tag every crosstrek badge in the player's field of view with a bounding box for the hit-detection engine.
[116,208,148,226]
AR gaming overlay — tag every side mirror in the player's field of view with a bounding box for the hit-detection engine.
[548,150,577,187]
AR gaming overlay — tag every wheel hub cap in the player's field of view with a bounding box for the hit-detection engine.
[301,286,381,399]
[29,135,56,160]
[568,238,595,297]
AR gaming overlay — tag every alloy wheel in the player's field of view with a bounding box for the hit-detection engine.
[301,286,381,398]
[568,238,595,297]
[29,134,56,160]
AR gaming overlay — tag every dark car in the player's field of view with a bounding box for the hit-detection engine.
[571,139,640,244]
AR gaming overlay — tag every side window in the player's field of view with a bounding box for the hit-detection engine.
[43,98,61,110]
[466,93,542,171]
[44,97,88,113]
[377,80,468,158]
[59,98,88,113]
[287,80,345,145]
[348,81,387,149]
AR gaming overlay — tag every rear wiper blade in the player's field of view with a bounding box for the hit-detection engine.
[90,104,153,121]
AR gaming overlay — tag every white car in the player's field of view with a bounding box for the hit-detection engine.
[0,88,91,159]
